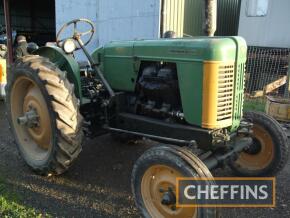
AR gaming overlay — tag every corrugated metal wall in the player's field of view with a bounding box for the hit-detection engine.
[183,0,203,36]
[216,0,241,36]
[163,0,241,37]
[162,0,185,37]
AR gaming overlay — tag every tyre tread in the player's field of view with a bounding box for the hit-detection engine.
[7,55,83,176]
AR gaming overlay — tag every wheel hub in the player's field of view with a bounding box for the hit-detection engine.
[161,188,176,206]
[11,77,52,159]
[21,85,51,150]
[141,165,197,218]
[244,138,262,155]
[236,124,274,170]
[17,108,39,128]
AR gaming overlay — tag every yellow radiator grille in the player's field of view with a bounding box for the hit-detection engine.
[202,61,234,129]
[217,64,234,121]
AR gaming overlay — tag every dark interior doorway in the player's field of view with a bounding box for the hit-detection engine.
[0,0,56,46]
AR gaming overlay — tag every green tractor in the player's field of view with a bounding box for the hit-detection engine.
[5,1,288,217]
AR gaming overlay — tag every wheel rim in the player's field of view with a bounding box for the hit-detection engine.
[141,165,197,218]
[11,76,52,161]
[236,124,274,170]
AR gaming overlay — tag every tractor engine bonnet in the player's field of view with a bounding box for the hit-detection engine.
[91,36,247,132]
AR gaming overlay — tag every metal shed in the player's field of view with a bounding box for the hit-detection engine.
[161,0,241,37]
[1,0,242,62]
[238,0,290,48]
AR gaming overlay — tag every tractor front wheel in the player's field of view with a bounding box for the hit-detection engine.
[132,145,219,218]
[230,111,289,176]
[6,55,83,176]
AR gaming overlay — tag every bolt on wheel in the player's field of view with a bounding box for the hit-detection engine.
[132,145,219,218]
[141,164,197,218]
[236,124,274,171]
[11,76,53,161]
[6,56,83,175]
[230,111,289,176]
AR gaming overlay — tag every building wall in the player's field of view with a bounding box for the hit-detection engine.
[239,0,290,48]
[182,0,241,37]
[183,0,203,37]
[55,0,99,60]
[216,0,241,36]
[162,0,185,37]
[98,0,160,45]
[55,0,160,60]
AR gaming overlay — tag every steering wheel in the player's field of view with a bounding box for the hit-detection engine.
[56,18,95,50]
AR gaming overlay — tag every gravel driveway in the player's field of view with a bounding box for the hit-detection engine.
[0,101,289,218]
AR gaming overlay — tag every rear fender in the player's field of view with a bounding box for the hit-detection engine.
[34,46,82,103]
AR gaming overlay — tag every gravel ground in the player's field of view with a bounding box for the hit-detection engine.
[0,100,289,218]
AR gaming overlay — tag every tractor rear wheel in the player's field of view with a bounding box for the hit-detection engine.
[230,111,288,176]
[6,55,83,176]
[132,145,219,218]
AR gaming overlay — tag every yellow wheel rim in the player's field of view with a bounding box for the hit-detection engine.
[141,165,197,218]
[236,124,274,170]
[11,76,52,161]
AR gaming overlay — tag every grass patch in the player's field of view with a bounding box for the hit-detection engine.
[0,175,51,218]
[244,97,266,112]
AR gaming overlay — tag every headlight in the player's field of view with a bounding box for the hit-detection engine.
[63,39,76,54]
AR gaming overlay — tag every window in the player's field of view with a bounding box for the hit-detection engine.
[246,0,269,17]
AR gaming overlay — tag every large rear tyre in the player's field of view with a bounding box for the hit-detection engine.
[6,55,83,175]
[230,111,288,176]
[132,145,219,218]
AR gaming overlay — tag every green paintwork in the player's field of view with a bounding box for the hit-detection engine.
[230,37,248,131]
[34,37,247,130]
[92,37,247,130]
[176,61,203,125]
[34,46,82,102]
[100,42,136,91]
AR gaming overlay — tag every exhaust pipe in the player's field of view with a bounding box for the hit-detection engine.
[203,0,217,37]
